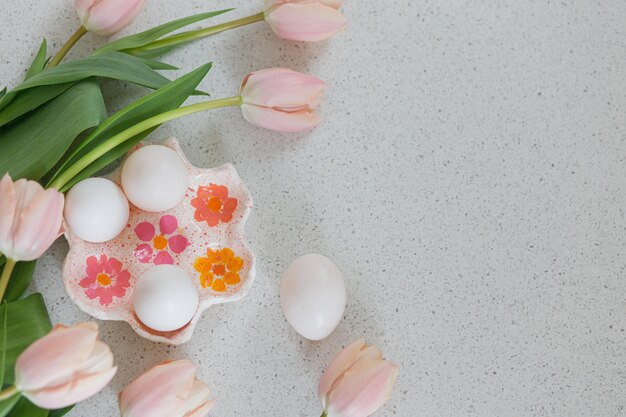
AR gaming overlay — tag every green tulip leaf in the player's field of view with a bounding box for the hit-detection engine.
[10,52,171,93]
[0,393,20,417]
[93,9,233,55]
[125,44,183,59]
[0,84,74,128]
[0,79,106,181]
[3,261,36,303]
[135,57,179,71]
[59,127,158,192]
[25,40,49,80]
[0,294,52,385]
[48,406,74,417]
[0,40,49,113]
[48,63,212,190]
[7,398,48,417]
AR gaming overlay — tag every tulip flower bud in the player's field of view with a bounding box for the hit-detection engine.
[15,322,117,409]
[119,360,215,417]
[319,339,398,417]
[74,0,145,36]
[0,174,64,262]
[240,68,327,132]
[265,0,347,42]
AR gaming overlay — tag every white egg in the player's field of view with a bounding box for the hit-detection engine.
[133,265,199,332]
[64,178,129,243]
[121,145,188,212]
[280,254,346,340]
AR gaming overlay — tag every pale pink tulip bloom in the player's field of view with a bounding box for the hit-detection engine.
[265,0,347,42]
[75,0,145,36]
[15,322,117,409]
[240,68,327,132]
[0,174,64,262]
[319,339,399,417]
[119,359,215,417]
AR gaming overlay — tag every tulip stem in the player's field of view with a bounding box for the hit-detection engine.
[0,259,16,302]
[48,26,88,68]
[124,12,266,56]
[48,96,243,192]
[320,412,327,417]
[0,386,17,401]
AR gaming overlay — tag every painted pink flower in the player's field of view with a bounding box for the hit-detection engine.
[190,184,238,227]
[134,215,189,265]
[80,255,131,306]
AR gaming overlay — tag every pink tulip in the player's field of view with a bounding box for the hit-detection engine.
[0,174,64,262]
[15,322,117,409]
[75,0,145,36]
[119,359,214,417]
[265,0,347,42]
[240,68,327,132]
[318,339,398,417]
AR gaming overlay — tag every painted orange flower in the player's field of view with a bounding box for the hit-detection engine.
[191,184,238,227]
[193,248,244,292]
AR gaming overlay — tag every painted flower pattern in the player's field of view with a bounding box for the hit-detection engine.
[194,248,244,292]
[134,215,189,265]
[191,184,238,227]
[80,255,131,306]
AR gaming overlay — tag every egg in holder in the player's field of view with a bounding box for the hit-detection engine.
[62,138,255,345]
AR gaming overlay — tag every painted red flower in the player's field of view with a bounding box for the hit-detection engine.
[191,184,238,227]
[134,215,189,265]
[80,255,131,306]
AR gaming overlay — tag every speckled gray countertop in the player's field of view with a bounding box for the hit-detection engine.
[1,1,626,416]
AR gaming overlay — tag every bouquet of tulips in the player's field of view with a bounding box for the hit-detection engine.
[0,1,398,416]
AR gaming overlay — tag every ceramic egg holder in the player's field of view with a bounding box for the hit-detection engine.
[63,138,255,345]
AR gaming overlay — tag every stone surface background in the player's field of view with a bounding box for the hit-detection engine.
[1,1,625,416]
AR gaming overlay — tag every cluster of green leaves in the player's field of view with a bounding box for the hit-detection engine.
[0,9,232,417]
[0,8,231,183]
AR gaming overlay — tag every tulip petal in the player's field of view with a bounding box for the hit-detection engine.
[13,179,42,209]
[79,341,115,374]
[16,322,99,391]
[83,0,145,36]
[0,174,16,257]
[181,378,214,417]
[120,360,197,417]
[74,0,93,23]
[265,0,344,11]
[318,339,366,405]
[321,0,343,9]
[242,104,321,132]
[265,3,347,42]
[185,400,216,417]
[10,184,64,261]
[24,366,117,410]
[357,345,383,362]
[326,360,399,417]
[241,68,326,109]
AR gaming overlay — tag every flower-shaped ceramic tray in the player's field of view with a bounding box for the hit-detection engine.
[63,138,255,345]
